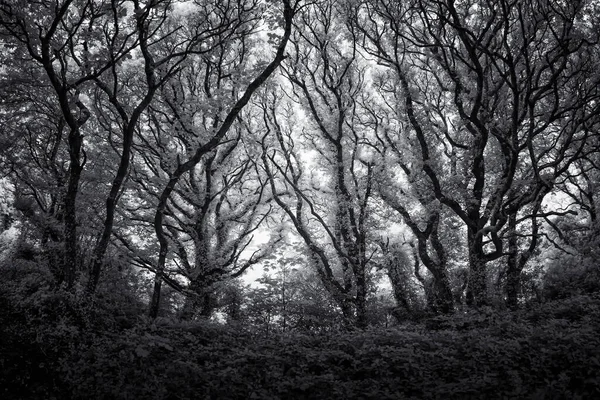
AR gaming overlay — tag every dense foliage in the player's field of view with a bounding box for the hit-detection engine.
[1,264,599,399]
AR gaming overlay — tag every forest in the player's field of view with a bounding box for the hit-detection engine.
[1,0,600,398]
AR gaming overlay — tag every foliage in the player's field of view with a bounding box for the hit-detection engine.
[2,256,600,400]
[541,216,600,301]
[543,255,600,300]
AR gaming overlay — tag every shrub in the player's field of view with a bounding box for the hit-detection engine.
[543,255,600,300]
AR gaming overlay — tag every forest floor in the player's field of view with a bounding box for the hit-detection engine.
[1,283,600,399]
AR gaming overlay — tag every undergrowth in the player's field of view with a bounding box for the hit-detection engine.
[2,280,599,399]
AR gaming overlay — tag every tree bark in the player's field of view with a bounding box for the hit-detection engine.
[432,269,454,313]
[180,278,215,321]
[505,203,541,310]
[62,100,87,290]
[387,264,411,313]
[466,228,488,307]
[505,213,520,310]
[148,243,168,319]
[148,278,162,319]
[340,299,355,329]
[355,267,368,329]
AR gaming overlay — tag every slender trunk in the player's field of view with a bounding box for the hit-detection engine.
[505,213,520,310]
[505,206,540,310]
[281,278,287,332]
[505,265,521,310]
[40,58,87,291]
[148,277,162,319]
[36,6,91,290]
[148,243,168,318]
[42,204,64,285]
[87,127,134,294]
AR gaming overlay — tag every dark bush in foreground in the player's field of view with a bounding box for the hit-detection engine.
[3,288,600,399]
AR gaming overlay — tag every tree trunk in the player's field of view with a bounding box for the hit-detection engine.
[200,293,214,318]
[387,265,411,313]
[414,247,455,313]
[340,299,355,328]
[41,206,64,286]
[505,265,521,311]
[63,152,83,290]
[148,241,168,318]
[432,270,454,313]
[466,228,488,307]
[355,267,368,329]
[87,132,134,294]
[505,213,520,310]
[148,277,162,319]
[180,287,214,321]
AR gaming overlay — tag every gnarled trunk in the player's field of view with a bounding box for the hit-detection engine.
[466,228,488,307]
[180,277,215,321]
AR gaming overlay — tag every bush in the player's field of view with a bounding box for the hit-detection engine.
[52,296,600,399]
[543,255,600,300]
[2,257,600,399]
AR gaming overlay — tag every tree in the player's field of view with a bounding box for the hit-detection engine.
[372,123,456,312]
[147,0,298,318]
[85,0,218,294]
[259,0,383,328]
[374,240,424,318]
[244,254,346,334]
[0,0,137,288]
[539,147,600,301]
[0,60,67,281]
[135,115,281,319]
[353,0,600,307]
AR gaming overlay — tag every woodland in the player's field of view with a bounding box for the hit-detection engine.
[1,0,600,398]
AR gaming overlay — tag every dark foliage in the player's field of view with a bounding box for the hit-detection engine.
[2,262,599,399]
